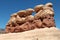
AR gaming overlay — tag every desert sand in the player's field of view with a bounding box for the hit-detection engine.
[0,27,60,40]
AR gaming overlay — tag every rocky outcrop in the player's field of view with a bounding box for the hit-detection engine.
[5,3,56,33]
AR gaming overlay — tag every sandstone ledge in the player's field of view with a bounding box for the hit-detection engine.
[0,27,60,40]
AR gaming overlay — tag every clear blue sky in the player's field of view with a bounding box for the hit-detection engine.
[0,0,60,29]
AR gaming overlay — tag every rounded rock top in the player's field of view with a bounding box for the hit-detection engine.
[17,10,26,16]
[18,10,26,13]
[26,8,34,12]
[45,3,53,7]
[34,4,44,8]
[11,13,17,17]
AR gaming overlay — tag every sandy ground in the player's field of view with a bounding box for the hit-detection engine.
[0,27,60,40]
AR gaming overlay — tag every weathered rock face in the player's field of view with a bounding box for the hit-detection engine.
[5,3,56,33]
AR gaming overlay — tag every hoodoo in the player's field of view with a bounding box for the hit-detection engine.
[5,3,56,33]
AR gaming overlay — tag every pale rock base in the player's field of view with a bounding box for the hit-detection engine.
[0,27,60,40]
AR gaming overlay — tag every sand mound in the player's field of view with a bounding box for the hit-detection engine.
[0,27,60,40]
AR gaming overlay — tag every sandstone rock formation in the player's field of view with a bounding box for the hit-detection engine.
[5,3,56,33]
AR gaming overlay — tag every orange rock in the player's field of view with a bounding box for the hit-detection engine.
[5,3,56,33]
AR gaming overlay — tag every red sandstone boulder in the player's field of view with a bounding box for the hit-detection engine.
[19,22,32,32]
[34,5,44,13]
[25,15,34,22]
[42,18,55,28]
[33,20,42,28]
[5,3,56,33]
